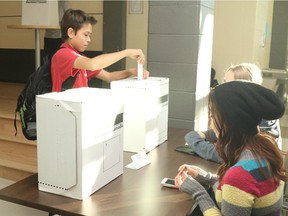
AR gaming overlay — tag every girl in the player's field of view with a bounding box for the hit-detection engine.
[175,81,286,215]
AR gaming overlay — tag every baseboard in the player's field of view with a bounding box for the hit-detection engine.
[0,178,14,189]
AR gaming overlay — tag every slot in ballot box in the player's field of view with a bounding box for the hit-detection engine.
[111,77,169,153]
[22,0,59,26]
[36,88,124,200]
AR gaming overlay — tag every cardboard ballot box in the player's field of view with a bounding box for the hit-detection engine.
[22,0,59,25]
[36,88,124,200]
[111,77,169,153]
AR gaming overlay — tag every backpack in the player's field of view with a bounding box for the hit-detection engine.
[14,55,77,140]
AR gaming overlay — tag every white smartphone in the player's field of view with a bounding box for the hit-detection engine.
[161,178,177,188]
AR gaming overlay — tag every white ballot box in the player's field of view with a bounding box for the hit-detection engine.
[22,0,59,25]
[111,77,169,153]
[36,88,124,200]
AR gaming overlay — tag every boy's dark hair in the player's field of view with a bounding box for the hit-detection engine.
[60,9,97,41]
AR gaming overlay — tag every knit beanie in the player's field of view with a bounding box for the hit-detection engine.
[213,81,285,135]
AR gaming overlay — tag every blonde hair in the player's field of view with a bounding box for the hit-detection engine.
[225,63,263,85]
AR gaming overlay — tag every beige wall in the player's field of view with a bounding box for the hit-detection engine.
[0,1,103,51]
[126,0,273,82]
[126,0,148,69]
[0,1,35,49]
[253,0,274,70]
[212,0,273,81]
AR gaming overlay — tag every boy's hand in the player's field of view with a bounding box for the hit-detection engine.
[127,49,145,65]
[197,131,206,139]
[128,68,150,79]
[142,68,150,78]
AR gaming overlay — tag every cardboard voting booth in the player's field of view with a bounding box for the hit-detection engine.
[36,88,124,200]
[111,77,169,153]
[22,0,59,25]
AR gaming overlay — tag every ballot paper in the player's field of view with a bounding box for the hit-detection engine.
[137,62,143,80]
[125,149,151,170]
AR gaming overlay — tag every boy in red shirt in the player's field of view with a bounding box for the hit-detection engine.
[51,9,149,92]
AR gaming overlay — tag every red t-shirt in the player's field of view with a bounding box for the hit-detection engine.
[51,43,101,92]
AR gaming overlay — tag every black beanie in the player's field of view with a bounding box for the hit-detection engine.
[213,81,285,135]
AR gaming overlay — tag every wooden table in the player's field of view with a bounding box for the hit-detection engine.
[0,128,219,216]
[7,24,60,69]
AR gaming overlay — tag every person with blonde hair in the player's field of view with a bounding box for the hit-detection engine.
[184,63,282,163]
[223,63,263,84]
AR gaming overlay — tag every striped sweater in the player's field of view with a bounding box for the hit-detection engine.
[180,150,284,216]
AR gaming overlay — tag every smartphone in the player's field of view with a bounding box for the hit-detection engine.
[161,178,177,188]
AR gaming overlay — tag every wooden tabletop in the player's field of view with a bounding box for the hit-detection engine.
[7,24,60,30]
[0,128,219,216]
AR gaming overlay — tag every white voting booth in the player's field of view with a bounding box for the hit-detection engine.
[111,77,169,153]
[36,88,124,200]
[22,0,59,26]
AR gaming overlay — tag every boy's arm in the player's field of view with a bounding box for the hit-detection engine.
[74,49,145,71]
[95,68,149,83]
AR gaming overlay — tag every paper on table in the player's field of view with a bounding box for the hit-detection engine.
[125,149,151,170]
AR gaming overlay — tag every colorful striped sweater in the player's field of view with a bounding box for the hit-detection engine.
[180,150,284,216]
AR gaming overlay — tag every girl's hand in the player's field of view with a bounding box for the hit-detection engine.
[175,171,189,188]
[178,164,200,178]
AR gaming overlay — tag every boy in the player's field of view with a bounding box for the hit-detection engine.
[51,9,149,92]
